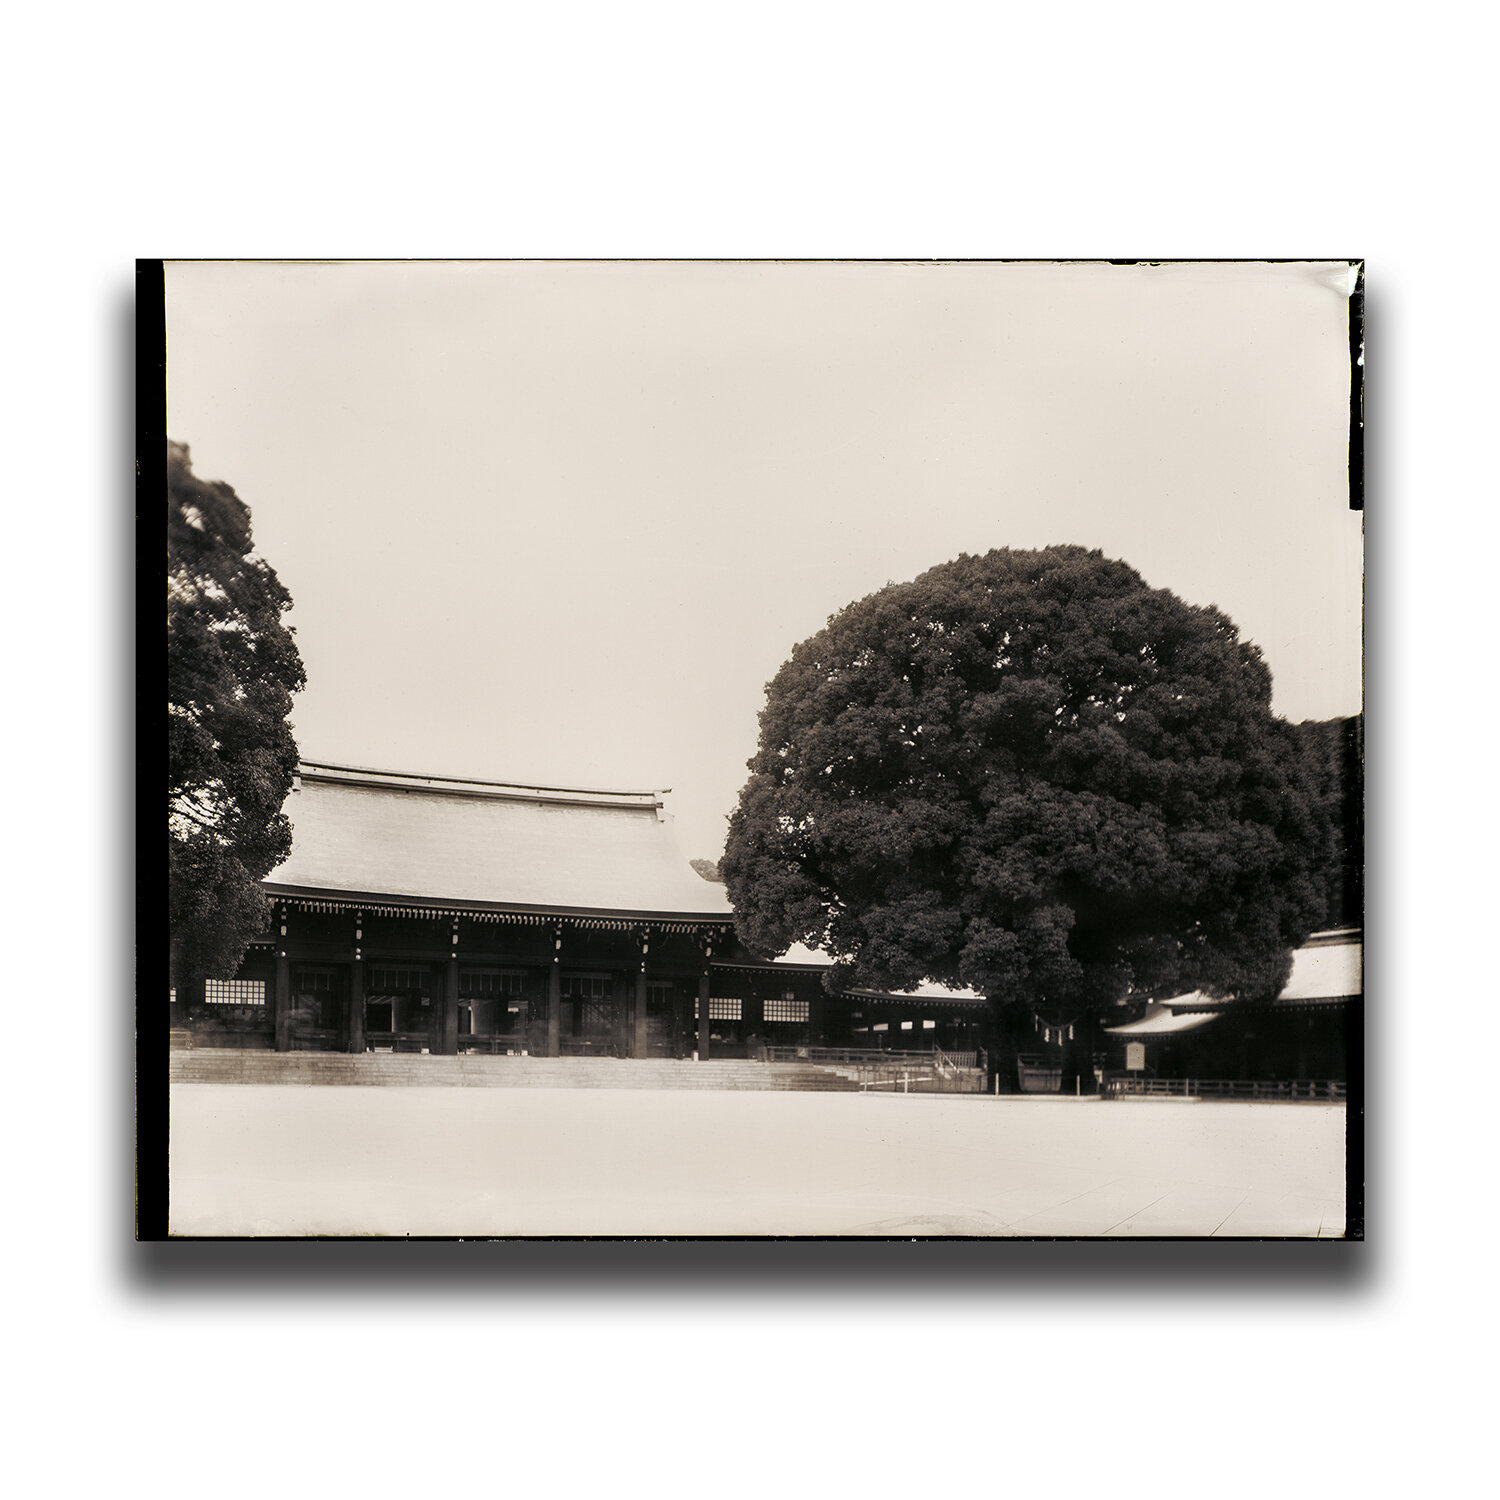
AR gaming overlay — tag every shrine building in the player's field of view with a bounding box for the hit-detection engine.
[172,761,987,1059]
[1102,926,1361,1090]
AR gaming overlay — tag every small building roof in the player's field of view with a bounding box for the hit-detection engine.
[1105,1005,1220,1037]
[264,761,734,921]
[1278,934,1362,1003]
[1127,932,1364,1019]
[715,940,985,1007]
[846,979,987,1008]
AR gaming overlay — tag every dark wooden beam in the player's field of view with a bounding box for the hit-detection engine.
[697,968,711,1061]
[273,903,293,1050]
[547,923,562,1057]
[348,957,365,1054]
[634,971,648,1060]
[442,956,460,1055]
[274,955,292,1051]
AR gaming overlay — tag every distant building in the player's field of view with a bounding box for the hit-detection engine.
[1103,927,1361,1089]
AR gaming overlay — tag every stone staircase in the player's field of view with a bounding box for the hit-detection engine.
[823,1062,988,1095]
[168,1048,863,1092]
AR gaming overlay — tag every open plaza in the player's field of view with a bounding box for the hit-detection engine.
[168,1083,1347,1238]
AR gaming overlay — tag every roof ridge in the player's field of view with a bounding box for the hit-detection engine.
[297,759,672,801]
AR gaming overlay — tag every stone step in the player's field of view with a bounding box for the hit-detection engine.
[167,1049,873,1092]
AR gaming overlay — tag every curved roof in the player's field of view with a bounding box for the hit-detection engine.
[1278,936,1362,1002]
[712,939,986,1007]
[264,761,734,921]
[1106,1005,1220,1037]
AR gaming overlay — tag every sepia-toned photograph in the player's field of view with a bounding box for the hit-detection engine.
[158,258,1363,1238]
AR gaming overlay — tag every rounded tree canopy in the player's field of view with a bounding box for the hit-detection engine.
[721,545,1329,1011]
[168,442,306,988]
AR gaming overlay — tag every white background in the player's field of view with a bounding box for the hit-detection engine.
[4,3,1492,1497]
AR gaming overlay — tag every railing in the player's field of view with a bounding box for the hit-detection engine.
[290,1026,343,1051]
[364,1031,436,1053]
[458,1033,532,1055]
[559,1037,619,1057]
[1101,1075,1348,1102]
[929,1045,985,1077]
[860,1072,923,1093]
[764,1045,978,1068]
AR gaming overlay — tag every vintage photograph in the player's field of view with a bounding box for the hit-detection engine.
[160,258,1363,1237]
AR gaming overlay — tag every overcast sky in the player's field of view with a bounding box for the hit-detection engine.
[165,260,1363,862]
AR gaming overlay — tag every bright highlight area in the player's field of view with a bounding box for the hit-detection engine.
[169,1086,1346,1238]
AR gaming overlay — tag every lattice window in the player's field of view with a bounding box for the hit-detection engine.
[922,1019,936,1029]
[693,997,741,1021]
[368,966,428,993]
[763,997,809,1023]
[562,975,608,1000]
[461,969,526,997]
[296,966,335,992]
[204,979,266,1006]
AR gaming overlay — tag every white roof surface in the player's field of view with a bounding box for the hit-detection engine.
[770,934,1361,1010]
[754,942,983,1004]
[1278,936,1363,1002]
[266,762,734,919]
[1118,933,1364,1021]
[1153,935,1363,1010]
[851,978,986,1003]
[1105,1005,1220,1037]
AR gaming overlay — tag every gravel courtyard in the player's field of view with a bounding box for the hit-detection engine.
[168,1085,1347,1238]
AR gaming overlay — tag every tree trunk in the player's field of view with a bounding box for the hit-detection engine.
[987,1001,1024,1094]
[1060,1009,1100,1095]
[1059,1031,1081,1094]
[1079,1006,1099,1094]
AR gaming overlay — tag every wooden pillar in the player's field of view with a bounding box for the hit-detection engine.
[547,924,562,1058]
[347,910,365,1054]
[272,900,293,1050]
[633,970,648,1059]
[633,929,650,1060]
[744,983,763,1053]
[432,917,459,1056]
[697,968,711,1060]
[611,974,624,1057]
[442,955,460,1055]
[348,958,365,1054]
[274,954,292,1051]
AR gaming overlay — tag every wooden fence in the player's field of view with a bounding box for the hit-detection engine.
[1101,1075,1347,1102]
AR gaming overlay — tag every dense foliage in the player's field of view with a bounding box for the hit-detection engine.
[722,546,1331,1085]
[1290,713,1364,929]
[168,442,305,990]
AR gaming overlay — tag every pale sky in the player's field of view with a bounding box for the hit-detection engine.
[165,260,1363,863]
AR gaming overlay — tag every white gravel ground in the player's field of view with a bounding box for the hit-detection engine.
[168,1084,1347,1238]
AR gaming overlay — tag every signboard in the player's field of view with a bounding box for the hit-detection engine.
[1125,1042,1146,1072]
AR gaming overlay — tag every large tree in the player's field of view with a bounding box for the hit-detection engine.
[168,442,305,992]
[721,545,1330,1090]
[1290,713,1364,930]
